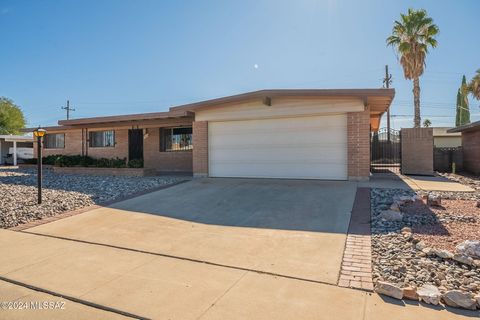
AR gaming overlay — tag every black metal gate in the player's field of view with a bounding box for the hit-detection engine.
[371,128,401,173]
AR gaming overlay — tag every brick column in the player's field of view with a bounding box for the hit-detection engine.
[347,109,370,181]
[193,121,208,177]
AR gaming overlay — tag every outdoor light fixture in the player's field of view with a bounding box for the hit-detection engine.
[33,127,47,204]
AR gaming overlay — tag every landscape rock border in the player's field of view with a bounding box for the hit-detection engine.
[372,188,480,311]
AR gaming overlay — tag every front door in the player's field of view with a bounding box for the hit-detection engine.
[128,129,144,161]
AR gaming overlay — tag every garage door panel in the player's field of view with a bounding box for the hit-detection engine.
[208,115,348,180]
[210,163,346,180]
[211,147,346,162]
[210,132,346,147]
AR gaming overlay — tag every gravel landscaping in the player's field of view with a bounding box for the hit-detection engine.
[372,188,480,310]
[0,167,188,228]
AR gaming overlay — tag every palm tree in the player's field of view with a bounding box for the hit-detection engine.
[468,69,480,100]
[387,9,439,127]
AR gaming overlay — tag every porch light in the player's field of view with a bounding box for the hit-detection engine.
[33,128,47,138]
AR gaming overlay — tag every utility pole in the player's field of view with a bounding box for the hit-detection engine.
[383,65,392,141]
[61,100,75,120]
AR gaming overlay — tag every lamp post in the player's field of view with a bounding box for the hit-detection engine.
[33,128,47,204]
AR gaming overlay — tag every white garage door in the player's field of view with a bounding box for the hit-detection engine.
[208,114,348,180]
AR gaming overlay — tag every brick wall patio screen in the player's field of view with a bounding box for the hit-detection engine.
[401,128,434,175]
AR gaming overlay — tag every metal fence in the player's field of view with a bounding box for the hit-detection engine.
[371,128,401,173]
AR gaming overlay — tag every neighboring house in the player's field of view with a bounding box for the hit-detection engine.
[0,135,34,165]
[448,120,480,174]
[30,89,395,180]
[432,127,462,148]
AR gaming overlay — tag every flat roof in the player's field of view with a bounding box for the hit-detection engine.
[29,88,394,128]
[0,134,33,142]
[447,120,480,133]
[58,110,192,126]
[170,88,395,114]
[432,127,461,137]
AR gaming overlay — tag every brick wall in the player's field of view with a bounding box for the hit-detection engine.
[192,121,208,177]
[35,129,83,157]
[347,109,370,181]
[35,129,128,160]
[401,128,433,175]
[143,126,193,173]
[86,129,128,160]
[462,130,480,174]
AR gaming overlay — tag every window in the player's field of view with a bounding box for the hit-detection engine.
[160,127,192,151]
[89,130,115,148]
[44,133,65,149]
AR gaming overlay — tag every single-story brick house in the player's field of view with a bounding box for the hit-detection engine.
[432,127,462,148]
[448,120,480,174]
[32,89,395,180]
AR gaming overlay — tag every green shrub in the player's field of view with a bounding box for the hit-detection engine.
[95,157,127,168]
[23,158,37,164]
[25,155,128,168]
[127,158,144,168]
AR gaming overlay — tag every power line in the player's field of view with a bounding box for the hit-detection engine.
[61,100,75,120]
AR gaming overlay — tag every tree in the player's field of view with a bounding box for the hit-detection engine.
[387,8,439,128]
[455,89,461,127]
[468,69,480,100]
[456,75,470,126]
[0,97,26,135]
[423,119,431,127]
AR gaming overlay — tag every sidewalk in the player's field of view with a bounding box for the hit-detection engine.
[0,230,477,320]
[361,173,475,192]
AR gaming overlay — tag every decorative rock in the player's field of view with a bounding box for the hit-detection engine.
[379,210,403,222]
[417,284,441,305]
[415,241,426,250]
[401,227,412,234]
[453,253,474,266]
[390,203,401,212]
[475,295,480,308]
[442,290,477,310]
[0,167,186,229]
[422,247,435,256]
[433,249,454,259]
[456,240,480,259]
[427,194,442,206]
[477,200,480,208]
[398,195,414,203]
[375,281,404,300]
[402,287,419,301]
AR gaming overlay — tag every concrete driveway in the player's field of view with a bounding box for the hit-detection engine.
[23,178,357,284]
[1,179,477,319]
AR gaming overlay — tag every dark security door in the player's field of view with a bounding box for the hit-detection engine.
[128,129,144,161]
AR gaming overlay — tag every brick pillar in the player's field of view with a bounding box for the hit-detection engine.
[193,121,208,177]
[347,109,370,181]
[401,128,433,175]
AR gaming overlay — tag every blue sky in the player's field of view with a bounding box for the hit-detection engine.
[0,0,478,129]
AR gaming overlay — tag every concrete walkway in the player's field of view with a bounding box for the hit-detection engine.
[361,173,475,192]
[0,230,476,319]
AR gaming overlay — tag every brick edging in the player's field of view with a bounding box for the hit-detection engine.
[8,179,189,231]
[338,187,374,291]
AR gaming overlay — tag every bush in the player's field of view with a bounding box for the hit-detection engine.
[95,157,127,168]
[24,155,128,168]
[127,158,144,168]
